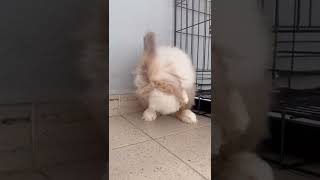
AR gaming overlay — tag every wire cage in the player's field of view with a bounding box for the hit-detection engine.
[271,0,320,90]
[263,0,320,177]
[174,0,212,114]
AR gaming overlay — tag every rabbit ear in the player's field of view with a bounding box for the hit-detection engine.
[144,32,156,56]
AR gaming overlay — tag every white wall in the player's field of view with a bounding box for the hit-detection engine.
[109,0,174,95]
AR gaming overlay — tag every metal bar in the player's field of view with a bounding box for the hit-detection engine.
[309,0,313,27]
[280,110,287,165]
[274,25,320,28]
[277,40,320,43]
[202,0,208,82]
[297,0,301,28]
[207,12,211,71]
[196,0,202,112]
[191,0,195,64]
[196,0,201,87]
[196,70,211,72]
[176,31,211,38]
[274,29,320,33]
[277,55,320,58]
[288,0,298,88]
[272,0,280,82]
[211,0,214,113]
[278,50,320,54]
[176,19,211,32]
[174,0,177,46]
[268,69,320,76]
[196,77,211,80]
[180,0,183,48]
[185,0,189,51]
[197,83,212,86]
[176,0,187,6]
[176,5,211,16]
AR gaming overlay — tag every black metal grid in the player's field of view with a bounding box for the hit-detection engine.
[271,0,320,88]
[264,0,320,177]
[174,0,212,114]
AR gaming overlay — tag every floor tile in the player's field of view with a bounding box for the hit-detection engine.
[37,142,103,168]
[122,113,210,138]
[119,94,139,102]
[0,172,48,180]
[0,146,32,171]
[109,140,206,180]
[157,126,211,179]
[0,120,31,151]
[119,99,143,115]
[109,98,120,117]
[44,160,105,180]
[109,95,120,101]
[109,116,150,149]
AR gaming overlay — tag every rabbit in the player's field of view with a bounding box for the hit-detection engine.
[134,32,197,124]
[213,0,274,179]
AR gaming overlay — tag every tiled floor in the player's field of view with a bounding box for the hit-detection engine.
[1,95,318,180]
[0,160,106,180]
[109,112,211,180]
[0,103,106,180]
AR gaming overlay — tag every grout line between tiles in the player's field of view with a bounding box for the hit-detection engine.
[110,124,210,151]
[111,139,153,150]
[155,124,211,139]
[122,113,211,139]
[120,114,210,180]
[0,169,52,180]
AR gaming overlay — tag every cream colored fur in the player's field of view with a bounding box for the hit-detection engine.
[214,0,272,154]
[213,0,274,179]
[134,32,197,124]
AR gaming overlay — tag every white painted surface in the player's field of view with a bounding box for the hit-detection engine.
[109,0,174,94]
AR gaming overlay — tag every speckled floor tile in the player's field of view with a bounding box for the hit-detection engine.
[109,97,120,117]
[122,112,210,138]
[157,126,211,179]
[119,94,143,115]
[0,172,48,180]
[109,116,150,149]
[109,140,207,180]
[0,146,32,171]
[44,160,105,180]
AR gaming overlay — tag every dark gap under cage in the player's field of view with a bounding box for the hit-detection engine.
[174,0,212,115]
[258,0,320,177]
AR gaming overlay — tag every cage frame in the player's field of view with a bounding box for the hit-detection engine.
[174,0,212,116]
[262,0,320,177]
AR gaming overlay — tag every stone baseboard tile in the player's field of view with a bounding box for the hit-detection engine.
[109,94,143,116]
[109,95,120,117]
